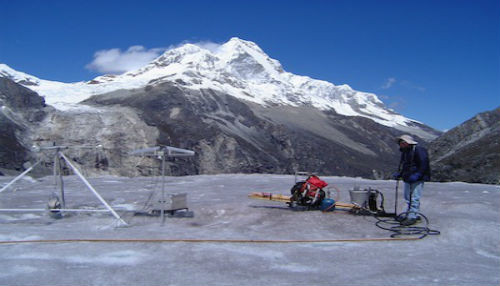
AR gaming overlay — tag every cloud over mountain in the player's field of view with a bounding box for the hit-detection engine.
[86,45,165,74]
[85,41,224,75]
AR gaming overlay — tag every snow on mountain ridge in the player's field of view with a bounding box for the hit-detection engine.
[0,38,415,128]
[0,64,41,86]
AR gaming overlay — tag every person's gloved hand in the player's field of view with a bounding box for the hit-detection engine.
[408,173,421,183]
[392,171,401,180]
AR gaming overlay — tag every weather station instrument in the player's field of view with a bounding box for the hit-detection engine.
[129,145,195,225]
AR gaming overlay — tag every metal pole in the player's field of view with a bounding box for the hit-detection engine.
[53,152,58,186]
[394,179,399,216]
[55,152,66,208]
[59,152,127,225]
[0,159,43,194]
[58,157,66,208]
[161,151,166,225]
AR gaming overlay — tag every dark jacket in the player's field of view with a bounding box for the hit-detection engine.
[399,145,431,183]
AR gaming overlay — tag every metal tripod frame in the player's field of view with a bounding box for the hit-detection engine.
[0,145,127,226]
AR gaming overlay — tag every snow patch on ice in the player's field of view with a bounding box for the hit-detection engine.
[20,176,38,183]
[215,209,226,217]
[66,250,146,265]
[20,213,42,219]
[206,244,284,260]
[0,234,42,241]
[0,265,38,278]
[17,252,53,260]
[272,262,319,273]
[0,213,43,221]
[112,203,137,211]
[476,249,500,260]
[0,214,18,221]
[16,250,146,265]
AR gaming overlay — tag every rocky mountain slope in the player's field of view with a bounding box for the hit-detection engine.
[428,107,500,184]
[84,81,412,177]
[0,38,441,178]
[0,78,49,173]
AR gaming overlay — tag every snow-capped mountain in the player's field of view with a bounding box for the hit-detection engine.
[1,37,420,132]
[1,38,443,178]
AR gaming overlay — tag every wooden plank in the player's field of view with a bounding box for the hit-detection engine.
[248,192,356,210]
[334,202,356,209]
[248,192,292,203]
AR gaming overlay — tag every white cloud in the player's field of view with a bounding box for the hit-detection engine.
[86,46,166,74]
[381,77,426,93]
[381,77,396,89]
[193,41,222,53]
[85,41,223,75]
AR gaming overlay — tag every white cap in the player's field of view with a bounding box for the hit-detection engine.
[396,134,418,145]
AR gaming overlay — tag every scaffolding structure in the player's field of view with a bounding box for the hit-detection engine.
[0,145,127,226]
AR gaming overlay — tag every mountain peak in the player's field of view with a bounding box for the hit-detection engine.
[212,38,283,82]
[222,37,266,54]
[0,38,432,134]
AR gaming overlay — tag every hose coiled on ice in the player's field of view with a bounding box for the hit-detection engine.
[374,211,440,239]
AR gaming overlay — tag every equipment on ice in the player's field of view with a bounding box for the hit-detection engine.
[248,173,354,211]
[130,145,195,223]
[348,187,393,216]
[248,173,392,214]
[319,198,336,212]
[0,144,127,226]
[289,175,328,208]
[248,174,440,239]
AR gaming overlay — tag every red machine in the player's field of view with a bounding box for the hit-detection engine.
[290,175,328,208]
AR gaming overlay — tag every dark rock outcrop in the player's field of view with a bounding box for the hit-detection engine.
[0,78,48,172]
[429,107,500,184]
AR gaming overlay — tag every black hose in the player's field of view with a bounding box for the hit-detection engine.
[374,211,440,239]
[372,182,440,239]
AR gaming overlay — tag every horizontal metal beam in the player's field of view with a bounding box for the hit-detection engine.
[32,144,102,151]
[0,208,115,213]
[130,145,195,157]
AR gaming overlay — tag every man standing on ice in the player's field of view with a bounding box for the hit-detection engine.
[393,134,431,226]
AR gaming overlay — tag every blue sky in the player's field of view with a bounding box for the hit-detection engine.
[1,0,499,131]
